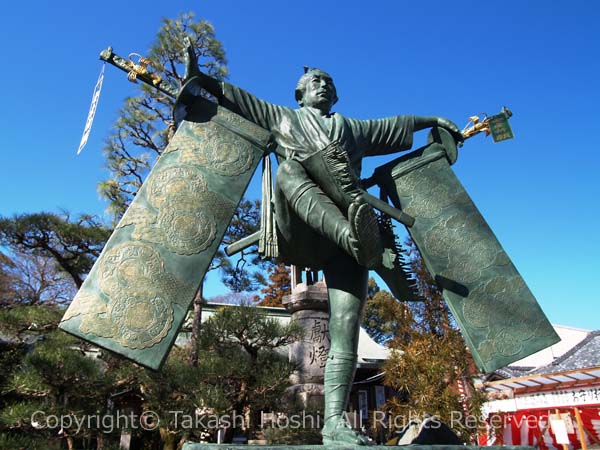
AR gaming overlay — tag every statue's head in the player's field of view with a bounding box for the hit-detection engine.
[295,68,338,112]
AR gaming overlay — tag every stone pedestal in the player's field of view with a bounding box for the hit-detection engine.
[283,270,330,410]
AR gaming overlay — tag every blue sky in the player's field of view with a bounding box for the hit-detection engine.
[1,1,598,329]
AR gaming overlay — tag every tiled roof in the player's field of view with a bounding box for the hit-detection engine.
[490,325,596,380]
[494,366,536,379]
[531,330,600,375]
[507,325,590,368]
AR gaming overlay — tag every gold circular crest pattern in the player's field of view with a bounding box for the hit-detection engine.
[476,339,496,364]
[147,166,231,255]
[463,275,534,361]
[180,124,255,176]
[96,242,175,349]
[404,182,454,219]
[398,162,457,220]
[462,296,490,329]
[463,276,520,331]
[146,166,209,209]
[424,213,498,284]
[156,206,217,254]
[98,243,164,297]
[494,329,524,357]
[162,132,201,155]
[109,293,173,349]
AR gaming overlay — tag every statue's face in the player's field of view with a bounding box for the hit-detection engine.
[301,72,336,112]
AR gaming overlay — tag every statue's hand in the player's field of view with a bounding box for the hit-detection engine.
[183,37,202,81]
[178,37,221,101]
[435,117,464,143]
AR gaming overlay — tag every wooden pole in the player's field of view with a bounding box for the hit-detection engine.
[537,420,550,450]
[573,407,588,450]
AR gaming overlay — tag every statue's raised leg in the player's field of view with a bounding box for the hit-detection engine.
[276,159,382,269]
[321,255,371,445]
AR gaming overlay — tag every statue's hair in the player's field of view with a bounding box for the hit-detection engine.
[295,68,338,107]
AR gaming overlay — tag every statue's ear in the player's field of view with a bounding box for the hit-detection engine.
[295,87,305,107]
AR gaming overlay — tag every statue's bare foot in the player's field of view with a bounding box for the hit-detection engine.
[348,198,383,269]
[322,417,372,446]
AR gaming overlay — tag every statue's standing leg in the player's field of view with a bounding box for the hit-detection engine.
[321,254,370,445]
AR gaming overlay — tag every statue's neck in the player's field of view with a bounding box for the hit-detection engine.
[305,106,332,117]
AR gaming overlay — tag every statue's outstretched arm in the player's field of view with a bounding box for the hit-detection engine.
[414,116,463,143]
[361,114,462,157]
[179,39,287,131]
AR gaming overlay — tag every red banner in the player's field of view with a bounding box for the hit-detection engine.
[481,408,600,449]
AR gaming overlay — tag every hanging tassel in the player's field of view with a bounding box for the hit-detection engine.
[259,153,279,258]
[77,64,105,155]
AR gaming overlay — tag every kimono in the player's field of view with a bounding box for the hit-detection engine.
[219,82,416,267]
[221,82,415,171]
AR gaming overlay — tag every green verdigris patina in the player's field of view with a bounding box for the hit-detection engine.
[367,128,558,372]
[60,99,270,369]
[61,42,558,446]
[175,56,473,444]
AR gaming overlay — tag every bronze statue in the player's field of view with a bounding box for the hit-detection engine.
[61,43,560,447]
[176,48,463,444]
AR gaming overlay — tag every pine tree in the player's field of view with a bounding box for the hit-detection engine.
[362,277,412,344]
[0,252,18,308]
[98,12,227,220]
[362,239,484,442]
[1,13,296,450]
[0,212,110,289]
[213,199,270,293]
[0,305,113,450]
[3,253,77,306]
[188,199,272,366]
[0,302,306,449]
[196,304,303,442]
[97,14,273,367]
